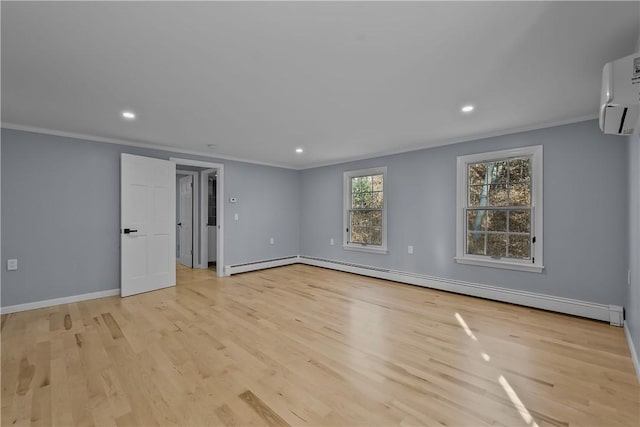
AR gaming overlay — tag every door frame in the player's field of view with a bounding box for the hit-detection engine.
[199,168,216,270]
[170,157,225,277]
[176,170,198,268]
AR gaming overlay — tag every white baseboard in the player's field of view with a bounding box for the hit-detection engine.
[5,255,622,327]
[1,289,120,315]
[225,256,300,276]
[624,321,640,383]
[298,256,623,326]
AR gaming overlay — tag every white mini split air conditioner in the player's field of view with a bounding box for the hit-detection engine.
[600,52,640,135]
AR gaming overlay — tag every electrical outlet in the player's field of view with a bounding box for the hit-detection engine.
[330,238,334,245]
[7,259,18,271]
[269,237,275,245]
[408,246,414,254]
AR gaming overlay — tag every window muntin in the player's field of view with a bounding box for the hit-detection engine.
[343,167,387,252]
[465,157,532,260]
[456,146,543,273]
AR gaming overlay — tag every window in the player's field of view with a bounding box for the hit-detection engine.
[343,167,387,253]
[456,146,543,272]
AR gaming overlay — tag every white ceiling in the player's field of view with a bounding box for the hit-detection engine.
[2,2,638,169]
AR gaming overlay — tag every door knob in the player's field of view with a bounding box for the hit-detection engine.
[123,228,138,234]
[177,222,182,226]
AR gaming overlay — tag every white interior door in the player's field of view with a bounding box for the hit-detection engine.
[121,153,176,297]
[178,175,193,267]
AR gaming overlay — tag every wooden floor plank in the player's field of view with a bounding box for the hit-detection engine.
[1,263,639,426]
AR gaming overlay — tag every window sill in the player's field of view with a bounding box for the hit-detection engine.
[343,245,388,254]
[455,257,544,273]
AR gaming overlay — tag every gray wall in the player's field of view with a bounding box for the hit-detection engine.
[300,120,629,305]
[0,121,631,310]
[1,128,300,306]
[627,133,640,362]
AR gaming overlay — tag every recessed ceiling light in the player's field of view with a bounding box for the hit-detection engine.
[461,105,475,113]
[121,110,136,120]
[296,148,304,154]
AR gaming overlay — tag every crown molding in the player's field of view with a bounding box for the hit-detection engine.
[0,122,295,170]
[298,114,598,170]
[2,113,598,171]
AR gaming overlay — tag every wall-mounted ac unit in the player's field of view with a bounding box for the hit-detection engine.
[600,52,640,135]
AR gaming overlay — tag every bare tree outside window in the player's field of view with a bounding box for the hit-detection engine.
[466,157,531,259]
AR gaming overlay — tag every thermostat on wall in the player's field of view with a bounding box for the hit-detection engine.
[229,197,237,203]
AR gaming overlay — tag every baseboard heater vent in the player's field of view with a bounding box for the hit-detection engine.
[297,255,623,326]
[300,256,391,273]
[225,256,299,275]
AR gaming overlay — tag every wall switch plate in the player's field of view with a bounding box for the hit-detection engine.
[330,238,334,245]
[269,237,275,245]
[408,246,414,254]
[7,259,18,271]
[234,213,239,221]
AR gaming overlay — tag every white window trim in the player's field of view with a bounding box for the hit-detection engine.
[343,166,388,254]
[455,145,544,273]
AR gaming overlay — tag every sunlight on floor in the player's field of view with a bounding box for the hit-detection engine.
[499,375,540,427]
[454,312,478,341]
[455,312,539,427]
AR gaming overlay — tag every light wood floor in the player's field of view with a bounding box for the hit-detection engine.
[2,264,639,426]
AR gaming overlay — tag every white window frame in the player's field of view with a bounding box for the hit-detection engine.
[455,145,544,273]
[343,166,388,254]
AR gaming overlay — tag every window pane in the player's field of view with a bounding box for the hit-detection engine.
[351,210,383,227]
[351,227,367,244]
[487,210,507,232]
[370,227,382,245]
[509,210,530,233]
[467,232,485,255]
[351,176,363,188]
[509,158,530,183]
[489,161,508,184]
[350,211,363,227]
[509,183,531,206]
[508,235,531,259]
[370,210,382,227]
[369,191,383,208]
[468,185,487,207]
[352,176,372,194]
[467,210,487,233]
[372,175,383,191]
[468,163,487,185]
[350,211,383,245]
[487,233,507,257]
[488,184,508,206]
[352,193,366,208]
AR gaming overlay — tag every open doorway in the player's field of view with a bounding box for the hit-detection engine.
[176,170,198,268]
[205,170,218,271]
[171,158,225,277]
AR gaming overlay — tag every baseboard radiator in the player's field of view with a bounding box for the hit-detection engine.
[226,254,623,326]
[225,256,300,275]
